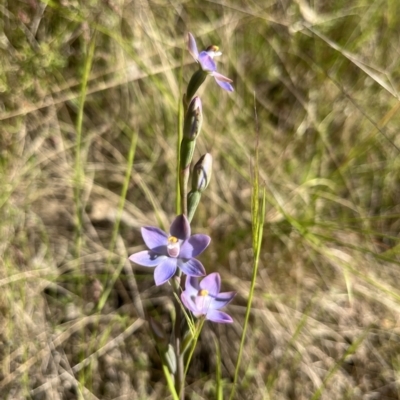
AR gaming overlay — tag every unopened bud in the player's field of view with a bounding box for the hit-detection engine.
[186,69,208,105]
[165,344,177,374]
[192,153,212,192]
[187,154,213,221]
[183,96,203,141]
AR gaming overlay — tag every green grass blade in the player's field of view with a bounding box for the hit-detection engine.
[97,125,138,312]
[230,188,266,400]
[73,28,97,259]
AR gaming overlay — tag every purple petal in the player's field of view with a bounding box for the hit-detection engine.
[206,309,233,323]
[154,257,177,286]
[178,258,205,277]
[181,291,197,314]
[214,76,234,92]
[185,275,200,295]
[195,295,212,314]
[170,214,191,240]
[212,71,232,82]
[187,32,199,61]
[199,272,220,296]
[129,250,165,267]
[141,226,168,253]
[198,51,216,72]
[210,291,236,309]
[179,234,211,258]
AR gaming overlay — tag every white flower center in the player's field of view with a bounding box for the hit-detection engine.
[167,236,180,258]
[205,45,222,59]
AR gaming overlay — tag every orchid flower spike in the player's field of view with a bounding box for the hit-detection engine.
[129,214,210,286]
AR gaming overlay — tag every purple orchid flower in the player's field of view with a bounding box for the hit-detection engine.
[129,214,210,286]
[181,272,236,323]
[187,32,234,92]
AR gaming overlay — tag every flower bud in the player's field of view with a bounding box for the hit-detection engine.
[165,344,177,374]
[183,96,203,141]
[186,69,208,104]
[191,153,212,192]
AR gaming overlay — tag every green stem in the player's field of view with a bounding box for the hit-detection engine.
[176,81,184,215]
[180,166,190,216]
[175,300,184,399]
[184,317,205,377]
[171,277,185,399]
[174,57,186,398]
[162,363,180,400]
[179,138,196,217]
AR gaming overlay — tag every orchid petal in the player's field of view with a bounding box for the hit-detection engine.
[206,310,233,323]
[185,276,200,296]
[195,295,212,314]
[199,272,220,296]
[178,258,205,277]
[187,32,199,61]
[129,250,165,267]
[180,234,210,258]
[214,76,234,92]
[170,214,191,240]
[198,51,216,72]
[211,291,236,309]
[141,226,168,253]
[212,71,232,82]
[154,257,177,286]
[181,291,197,314]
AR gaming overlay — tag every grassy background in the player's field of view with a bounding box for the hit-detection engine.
[2,0,400,399]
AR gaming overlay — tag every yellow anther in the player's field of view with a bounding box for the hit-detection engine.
[206,45,219,52]
[168,236,179,244]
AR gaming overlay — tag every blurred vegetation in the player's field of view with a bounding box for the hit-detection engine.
[1,0,400,399]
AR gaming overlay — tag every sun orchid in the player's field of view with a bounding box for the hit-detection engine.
[129,214,210,286]
[181,273,236,323]
[187,32,234,92]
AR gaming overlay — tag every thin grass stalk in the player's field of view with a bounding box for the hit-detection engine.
[230,103,265,398]
[107,125,138,260]
[73,34,97,385]
[73,29,97,259]
[214,336,223,400]
[229,188,266,400]
[96,125,138,312]
[44,0,176,109]
[136,178,165,229]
